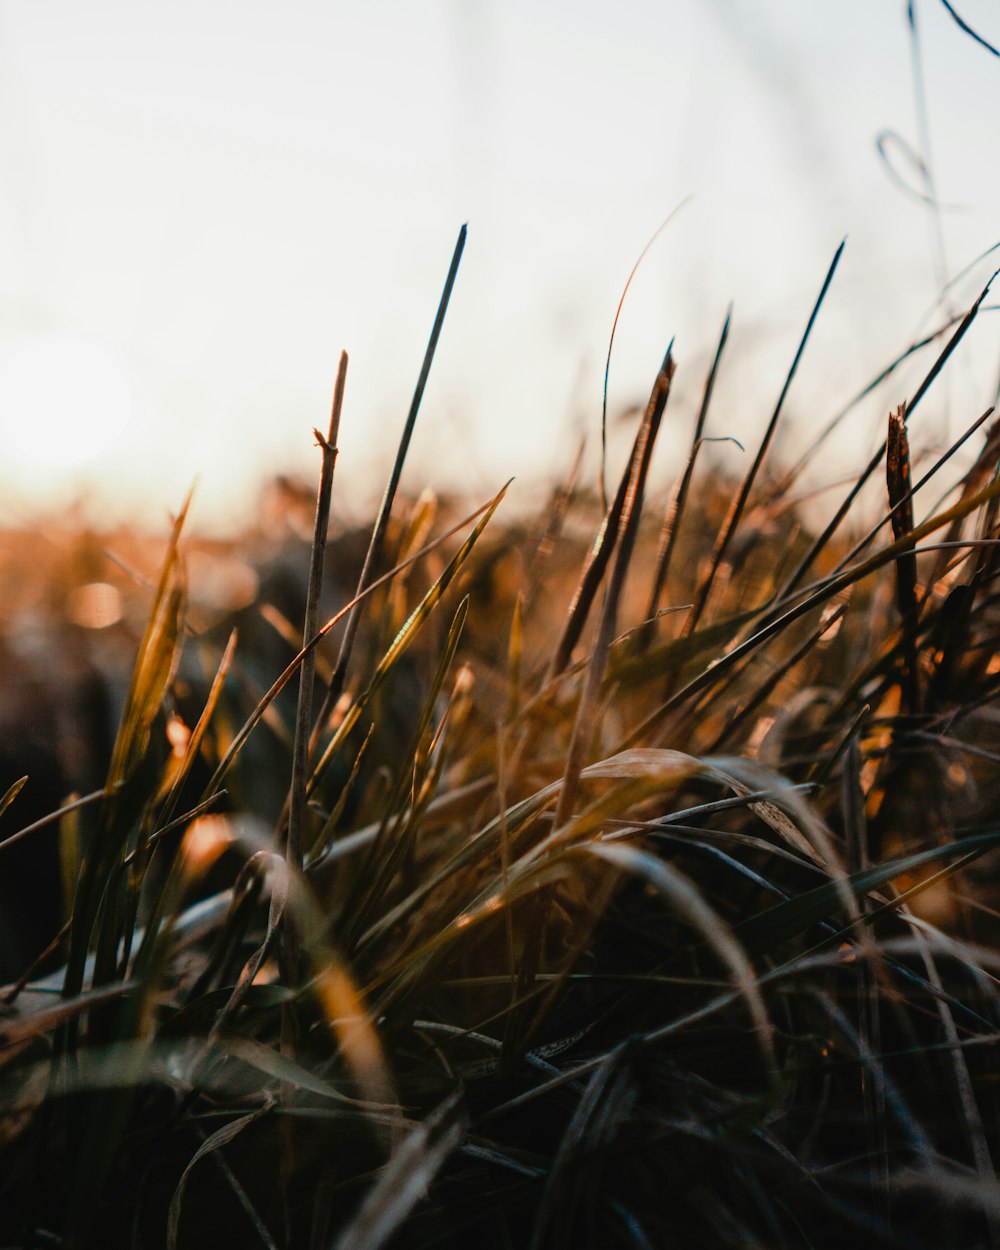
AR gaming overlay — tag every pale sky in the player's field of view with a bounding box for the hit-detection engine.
[0,0,996,532]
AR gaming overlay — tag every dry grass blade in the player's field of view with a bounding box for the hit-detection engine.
[201,488,505,799]
[157,629,238,831]
[207,852,288,1043]
[924,408,1000,590]
[340,598,470,949]
[643,305,732,646]
[308,483,507,796]
[106,488,191,790]
[217,1035,392,1109]
[0,983,134,1048]
[0,787,104,856]
[621,466,1000,749]
[282,355,347,1076]
[704,756,832,862]
[0,776,27,822]
[772,309,988,502]
[705,602,847,753]
[833,403,994,574]
[599,202,688,510]
[63,492,191,1010]
[549,416,643,679]
[554,347,673,828]
[288,351,347,877]
[886,403,921,712]
[735,829,1000,955]
[354,777,565,956]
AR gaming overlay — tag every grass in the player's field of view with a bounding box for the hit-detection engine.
[1,230,1000,1250]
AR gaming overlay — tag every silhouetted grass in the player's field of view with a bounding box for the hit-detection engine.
[1,234,999,1250]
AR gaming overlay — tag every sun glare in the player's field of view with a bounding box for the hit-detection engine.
[0,337,135,475]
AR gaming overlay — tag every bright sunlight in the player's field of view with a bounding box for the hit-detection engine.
[0,337,135,476]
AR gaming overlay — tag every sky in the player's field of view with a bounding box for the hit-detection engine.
[0,0,997,533]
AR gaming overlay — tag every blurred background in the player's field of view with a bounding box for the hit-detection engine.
[0,0,996,533]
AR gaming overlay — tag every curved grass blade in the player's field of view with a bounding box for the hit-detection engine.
[168,1099,276,1250]
[333,1091,466,1250]
[583,840,775,1069]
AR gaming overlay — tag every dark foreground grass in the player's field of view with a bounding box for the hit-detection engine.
[2,235,1000,1250]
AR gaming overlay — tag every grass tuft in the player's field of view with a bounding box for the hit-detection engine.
[1,229,1000,1249]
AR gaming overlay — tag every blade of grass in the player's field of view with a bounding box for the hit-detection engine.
[288,350,347,876]
[598,202,689,511]
[201,487,507,801]
[642,305,732,646]
[307,486,507,797]
[620,466,1000,748]
[780,268,997,598]
[584,840,775,1068]
[315,225,468,737]
[333,1091,466,1250]
[735,829,1000,956]
[340,599,469,950]
[554,345,674,829]
[683,242,845,637]
[886,405,921,714]
[0,775,27,821]
[168,1099,276,1250]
